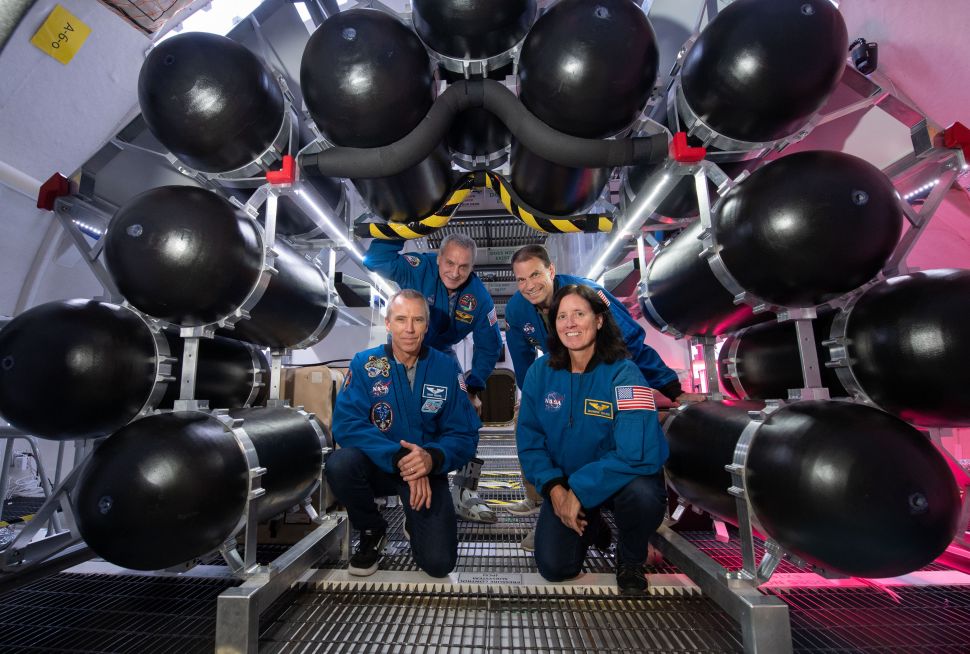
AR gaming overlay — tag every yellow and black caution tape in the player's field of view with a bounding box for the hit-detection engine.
[354,176,474,239]
[355,170,615,239]
[484,172,614,235]
[0,514,34,527]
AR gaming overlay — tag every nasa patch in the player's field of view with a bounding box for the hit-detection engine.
[364,355,390,378]
[404,255,421,267]
[370,380,390,398]
[426,295,436,306]
[523,322,535,335]
[458,293,477,312]
[421,398,444,414]
[544,392,563,412]
[370,401,393,432]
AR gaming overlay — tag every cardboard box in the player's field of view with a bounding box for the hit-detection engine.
[283,365,343,431]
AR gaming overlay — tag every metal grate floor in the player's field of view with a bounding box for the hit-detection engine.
[0,573,239,653]
[4,435,969,653]
[259,586,745,653]
[775,585,970,653]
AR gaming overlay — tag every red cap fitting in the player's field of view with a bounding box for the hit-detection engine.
[36,172,71,210]
[266,155,296,185]
[943,122,970,161]
[669,132,706,164]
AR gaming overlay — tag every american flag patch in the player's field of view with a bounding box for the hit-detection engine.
[615,386,656,411]
[487,307,497,326]
[458,375,467,392]
[596,289,611,307]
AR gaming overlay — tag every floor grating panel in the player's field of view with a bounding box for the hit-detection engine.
[259,587,744,653]
[0,573,239,653]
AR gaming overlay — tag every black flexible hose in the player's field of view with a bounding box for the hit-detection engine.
[303,79,668,178]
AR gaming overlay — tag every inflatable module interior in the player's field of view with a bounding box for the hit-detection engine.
[1,1,970,652]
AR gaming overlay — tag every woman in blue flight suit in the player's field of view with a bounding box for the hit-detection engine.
[516,284,669,594]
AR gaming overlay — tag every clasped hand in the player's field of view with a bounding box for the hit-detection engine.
[549,485,586,536]
[397,440,433,510]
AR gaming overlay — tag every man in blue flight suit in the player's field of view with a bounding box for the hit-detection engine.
[364,233,502,523]
[504,245,696,545]
[328,289,481,577]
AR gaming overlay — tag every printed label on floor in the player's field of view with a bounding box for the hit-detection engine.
[457,572,523,585]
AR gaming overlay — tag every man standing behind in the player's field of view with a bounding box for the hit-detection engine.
[504,245,695,532]
[364,234,502,523]
[328,290,481,577]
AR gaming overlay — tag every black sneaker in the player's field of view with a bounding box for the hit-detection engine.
[348,528,387,577]
[616,562,647,595]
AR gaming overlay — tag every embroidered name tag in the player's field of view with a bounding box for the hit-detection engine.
[422,384,448,400]
[584,398,613,419]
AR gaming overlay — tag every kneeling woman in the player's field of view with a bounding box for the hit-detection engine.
[516,284,668,594]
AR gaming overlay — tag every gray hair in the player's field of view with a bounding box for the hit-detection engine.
[386,288,430,322]
[440,232,477,262]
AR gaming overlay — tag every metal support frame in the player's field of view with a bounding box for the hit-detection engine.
[1,449,90,573]
[772,308,831,402]
[688,336,723,401]
[267,349,291,403]
[51,196,122,302]
[724,401,784,584]
[215,512,348,654]
[883,151,963,277]
[652,525,792,654]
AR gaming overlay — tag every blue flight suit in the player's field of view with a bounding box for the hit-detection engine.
[505,273,681,399]
[516,356,668,507]
[333,344,481,474]
[328,344,482,577]
[363,239,502,392]
[516,355,669,579]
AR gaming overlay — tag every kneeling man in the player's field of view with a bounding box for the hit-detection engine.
[328,289,482,577]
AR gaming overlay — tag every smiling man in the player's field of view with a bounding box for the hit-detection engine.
[363,235,502,523]
[328,290,481,577]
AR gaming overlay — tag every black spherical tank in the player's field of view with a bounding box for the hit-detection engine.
[639,220,770,336]
[843,269,970,427]
[664,399,763,520]
[666,400,962,578]
[717,312,847,400]
[105,186,262,325]
[747,401,961,578]
[716,151,902,306]
[0,300,161,439]
[104,186,335,348]
[301,9,454,221]
[680,0,847,143]
[74,407,324,570]
[511,0,659,215]
[517,0,658,137]
[161,335,269,409]
[138,32,284,173]
[228,407,326,518]
[411,0,536,60]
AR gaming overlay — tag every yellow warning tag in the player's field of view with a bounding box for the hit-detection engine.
[30,5,91,65]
